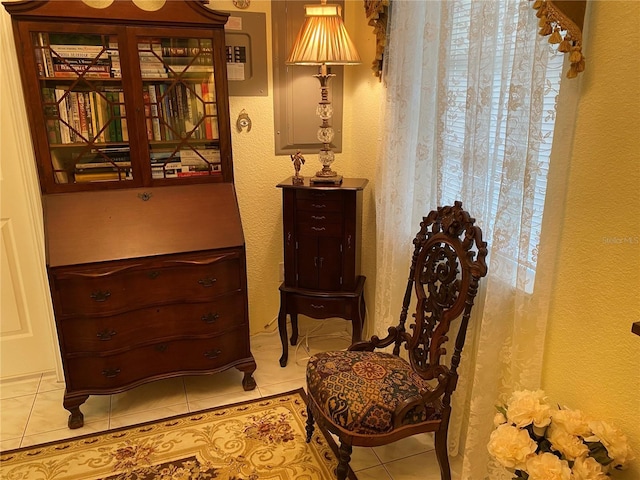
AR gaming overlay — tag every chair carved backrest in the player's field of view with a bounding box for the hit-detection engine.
[394,202,488,392]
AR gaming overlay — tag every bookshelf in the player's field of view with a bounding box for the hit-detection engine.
[4,0,256,429]
[10,6,234,193]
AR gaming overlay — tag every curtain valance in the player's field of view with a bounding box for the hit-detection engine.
[532,0,587,77]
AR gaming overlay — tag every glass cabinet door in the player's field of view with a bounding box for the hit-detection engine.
[34,30,132,186]
[136,36,222,180]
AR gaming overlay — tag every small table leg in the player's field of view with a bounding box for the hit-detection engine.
[290,313,299,346]
[278,309,288,367]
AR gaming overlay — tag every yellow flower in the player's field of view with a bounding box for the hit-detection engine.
[526,452,571,480]
[571,455,609,480]
[586,420,635,467]
[547,424,588,461]
[487,424,537,470]
[551,408,591,437]
[506,390,552,429]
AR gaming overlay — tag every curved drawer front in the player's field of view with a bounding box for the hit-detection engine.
[53,256,242,316]
[59,293,245,353]
[296,197,343,213]
[292,295,347,319]
[64,330,249,392]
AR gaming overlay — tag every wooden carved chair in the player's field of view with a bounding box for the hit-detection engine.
[305,202,488,480]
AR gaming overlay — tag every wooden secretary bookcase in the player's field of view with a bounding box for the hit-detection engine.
[3,0,256,428]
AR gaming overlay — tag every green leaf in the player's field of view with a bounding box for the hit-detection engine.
[585,441,614,466]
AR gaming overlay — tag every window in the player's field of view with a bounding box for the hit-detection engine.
[439,1,564,293]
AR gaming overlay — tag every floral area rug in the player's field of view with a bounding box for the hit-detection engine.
[0,389,355,480]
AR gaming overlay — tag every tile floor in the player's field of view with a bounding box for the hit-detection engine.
[0,319,461,479]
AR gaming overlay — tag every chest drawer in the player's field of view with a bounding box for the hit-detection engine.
[64,329,251,392]
[296,191,343,213]
[58,292,245,353]
[52,251,242,316]
[292,295,347,319]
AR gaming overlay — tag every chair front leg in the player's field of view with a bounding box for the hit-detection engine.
[434,428,452,480]
[305,404,315,443]
[336,441,352,480]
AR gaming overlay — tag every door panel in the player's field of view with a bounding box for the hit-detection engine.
[1,9,58,379]
[318,237,343,291]
[296,234,318,289]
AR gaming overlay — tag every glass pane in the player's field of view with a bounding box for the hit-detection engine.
[138,36,221,179]
[34,32,132,185]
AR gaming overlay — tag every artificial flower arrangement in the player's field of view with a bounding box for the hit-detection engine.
[488,390,634,480]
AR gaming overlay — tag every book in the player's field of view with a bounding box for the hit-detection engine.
[38,33,54,76]
[147,85,161,141]
[51,152,69,184]
[119,91,129,142]
[141,86,154,140]
[74,171,125,182]
[49,44,104,59]
[41,88,62,144]
[54,88,71,143]
[180,148,220,166]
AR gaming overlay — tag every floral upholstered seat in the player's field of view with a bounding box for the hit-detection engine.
[306,350,439,435]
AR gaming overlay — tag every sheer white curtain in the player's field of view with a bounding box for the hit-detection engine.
[374,0,580,477]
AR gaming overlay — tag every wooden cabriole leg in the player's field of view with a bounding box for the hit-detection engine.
[290,312,299,346]
[63,392,89,429]
[305,404,315,443]
[336,441,353,480]
[278,288,289,367]
[236,361,257,391]
[434,428,452,480]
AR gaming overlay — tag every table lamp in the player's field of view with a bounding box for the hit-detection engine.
[286,0,360,184]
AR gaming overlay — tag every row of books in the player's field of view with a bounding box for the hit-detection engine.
[72,147,221,182]
[35,34,214,80]
[43,87,127,144]
[143,82,219,142]
[35,35,121,79]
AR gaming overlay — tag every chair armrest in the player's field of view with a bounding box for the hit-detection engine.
[348,326,402,351]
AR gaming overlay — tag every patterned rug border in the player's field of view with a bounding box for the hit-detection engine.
[1,388,357,480]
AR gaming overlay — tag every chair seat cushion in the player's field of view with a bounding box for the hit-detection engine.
[306,350,440,435]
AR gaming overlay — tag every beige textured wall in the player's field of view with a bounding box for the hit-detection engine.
[215,0,382,335]
[541,1,640,477]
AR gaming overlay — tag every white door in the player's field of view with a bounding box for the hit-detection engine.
[0,7,59,379]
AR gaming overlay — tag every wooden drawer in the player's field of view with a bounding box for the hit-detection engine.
[296,191,343,213]
[58,292,245,353]
[52,252,242,316]
[64,329,250,392]
[292,295,347,319]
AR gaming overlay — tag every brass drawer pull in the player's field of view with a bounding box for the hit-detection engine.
[96,329,117,341]
[311,203,326,209]
[201,312,220,324]
[198,277,217,287]
[204,349,221,359]
[311,304,325,309]
[311,215,326,220]
[155,344,168,353]
[102,368,121,378]
[90,290,111,302]
[311,226,326,231]
[147,271,160,279]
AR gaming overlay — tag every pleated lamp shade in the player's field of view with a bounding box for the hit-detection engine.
[287,2,361,66]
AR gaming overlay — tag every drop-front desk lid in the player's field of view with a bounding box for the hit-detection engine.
[43,183,245,268]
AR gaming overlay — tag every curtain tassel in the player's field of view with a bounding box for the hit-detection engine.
[539,23,553,36]
[548,28,563,44]
[569,46,583,63]
[558,38,572,53]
